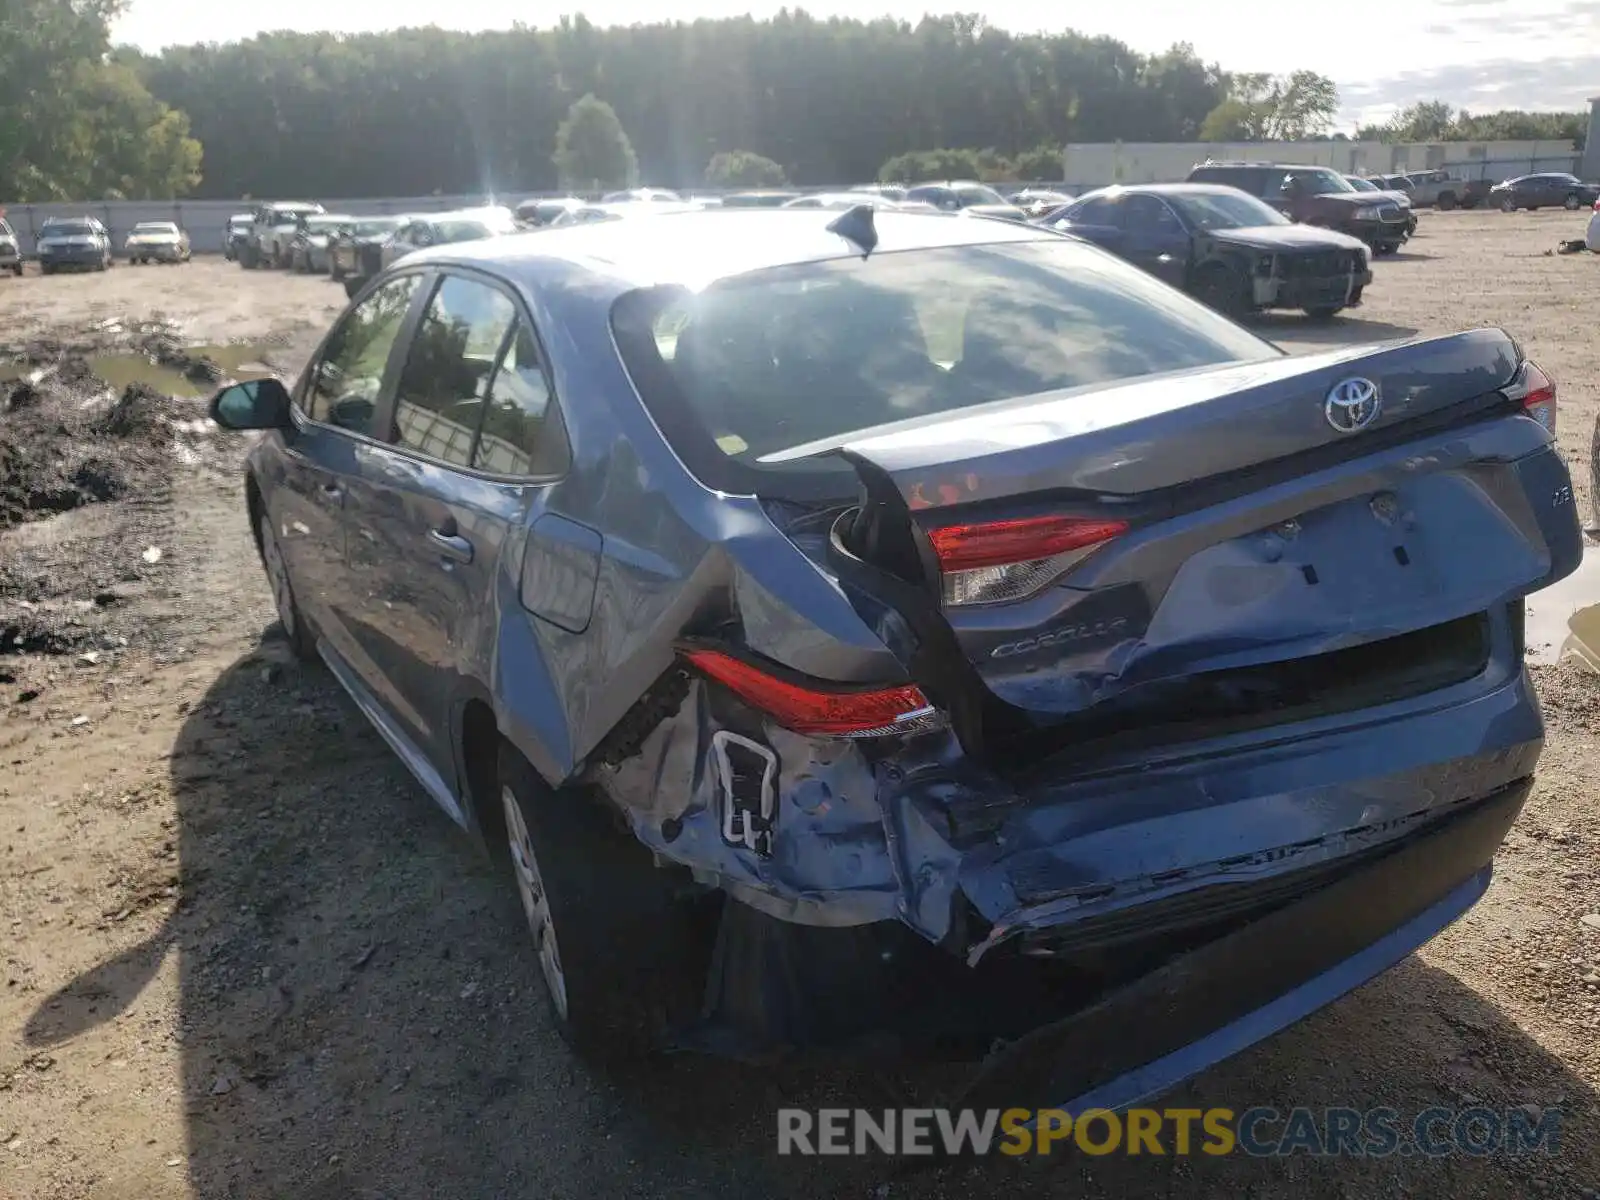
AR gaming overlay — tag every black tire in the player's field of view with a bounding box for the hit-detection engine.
[1194,264,1248,318]
[1304,305,1343,320]
[39,264,52,276]
[343,276,364,300]
[11,264,21,277]
[496,745,705,1063]
[1565,193,1582,211]
[1501,195,1517,213]
[257,509,319,663]
[1437,192,1457,211]
[330,261,345,281]
[1375,243,1401,256]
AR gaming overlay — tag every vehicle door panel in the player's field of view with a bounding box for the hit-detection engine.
[1118,194,1189,288]
[281,271,429,671]
[343,272,555,786]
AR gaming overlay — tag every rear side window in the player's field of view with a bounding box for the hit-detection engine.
[473,324,554,475]
[613,238,1279,500]
[391,276,517,467]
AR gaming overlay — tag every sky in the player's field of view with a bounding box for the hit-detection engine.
[111,0,1600,130]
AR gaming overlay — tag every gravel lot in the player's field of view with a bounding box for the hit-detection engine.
[3,212,1600,1200]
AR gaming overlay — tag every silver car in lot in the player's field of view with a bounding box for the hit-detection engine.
[124,221,192,264]
[0,217,21,276]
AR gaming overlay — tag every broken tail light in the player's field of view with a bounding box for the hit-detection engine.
[681,647,945,738]
[1507,361,1557,435]
[926,515,1129,606]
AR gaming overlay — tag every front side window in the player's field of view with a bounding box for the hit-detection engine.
[614,238,1279,499]
[1121,195,1184,237]
[390,276,516,467]
[305,273,422,435]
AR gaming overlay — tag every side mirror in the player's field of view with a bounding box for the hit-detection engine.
[210,378,293,431]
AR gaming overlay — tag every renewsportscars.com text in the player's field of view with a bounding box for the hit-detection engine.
[776,1105,1562,1158]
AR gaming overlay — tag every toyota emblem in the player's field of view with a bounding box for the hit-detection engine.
[1324,377,1382,434]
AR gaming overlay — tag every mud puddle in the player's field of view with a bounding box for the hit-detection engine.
[0,341,275,399]
[1525,544,1600,668]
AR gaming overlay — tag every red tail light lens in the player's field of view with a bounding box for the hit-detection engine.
[1509,361,1557,435]
[926,515,1128,606]
[681,648,943,738]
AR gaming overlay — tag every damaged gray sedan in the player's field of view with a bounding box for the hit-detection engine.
[210,207,1581,1111]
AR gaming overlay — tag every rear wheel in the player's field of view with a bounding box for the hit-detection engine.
[1437,192,1457,211]
[496,746,705,1063]
[11,263,21,277]
[1565,193,1583,210]
[1501,195,1517,212]
[1193,264,1248,318]
[1304,304,1344,320]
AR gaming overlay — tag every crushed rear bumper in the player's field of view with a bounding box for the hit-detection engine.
[952,777,1526,1114]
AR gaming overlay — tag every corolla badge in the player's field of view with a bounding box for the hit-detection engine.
[1324,376,1382,434]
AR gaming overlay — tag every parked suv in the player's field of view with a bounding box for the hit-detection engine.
[223,213,253,261]
[1186,162,1411,254]
[36,216,114,273]
[241,201,324,269]
[0,217,21,276]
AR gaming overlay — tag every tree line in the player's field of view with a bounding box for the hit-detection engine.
[1357,101,1588,149]
[0,0,201,203]
[0,6,1589,202]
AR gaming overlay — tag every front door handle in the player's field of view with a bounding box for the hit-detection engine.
[428,527,474,565]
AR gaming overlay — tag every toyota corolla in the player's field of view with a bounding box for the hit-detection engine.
[208,206,1580,1112]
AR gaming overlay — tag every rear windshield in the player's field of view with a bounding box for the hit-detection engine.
[612,238,1279,501]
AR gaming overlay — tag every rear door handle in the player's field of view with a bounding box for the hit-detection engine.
[429,527,474,565]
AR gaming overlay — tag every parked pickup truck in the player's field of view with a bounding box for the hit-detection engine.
[1398,170,1469,210]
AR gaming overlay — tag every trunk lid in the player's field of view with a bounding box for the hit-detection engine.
[822,329,1519,507]
[812,328,1580,743]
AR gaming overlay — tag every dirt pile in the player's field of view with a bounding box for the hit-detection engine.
[0,381,173,531]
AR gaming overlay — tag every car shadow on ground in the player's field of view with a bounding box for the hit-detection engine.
[1379,250,1437,262]
[1251,312,1421,347]
[24,639,1600,1198]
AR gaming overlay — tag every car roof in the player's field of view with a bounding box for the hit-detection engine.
[1076,183,1265,200]
[409,207,1050,291]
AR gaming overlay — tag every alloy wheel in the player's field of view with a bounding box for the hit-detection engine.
[502,785,569,1018]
